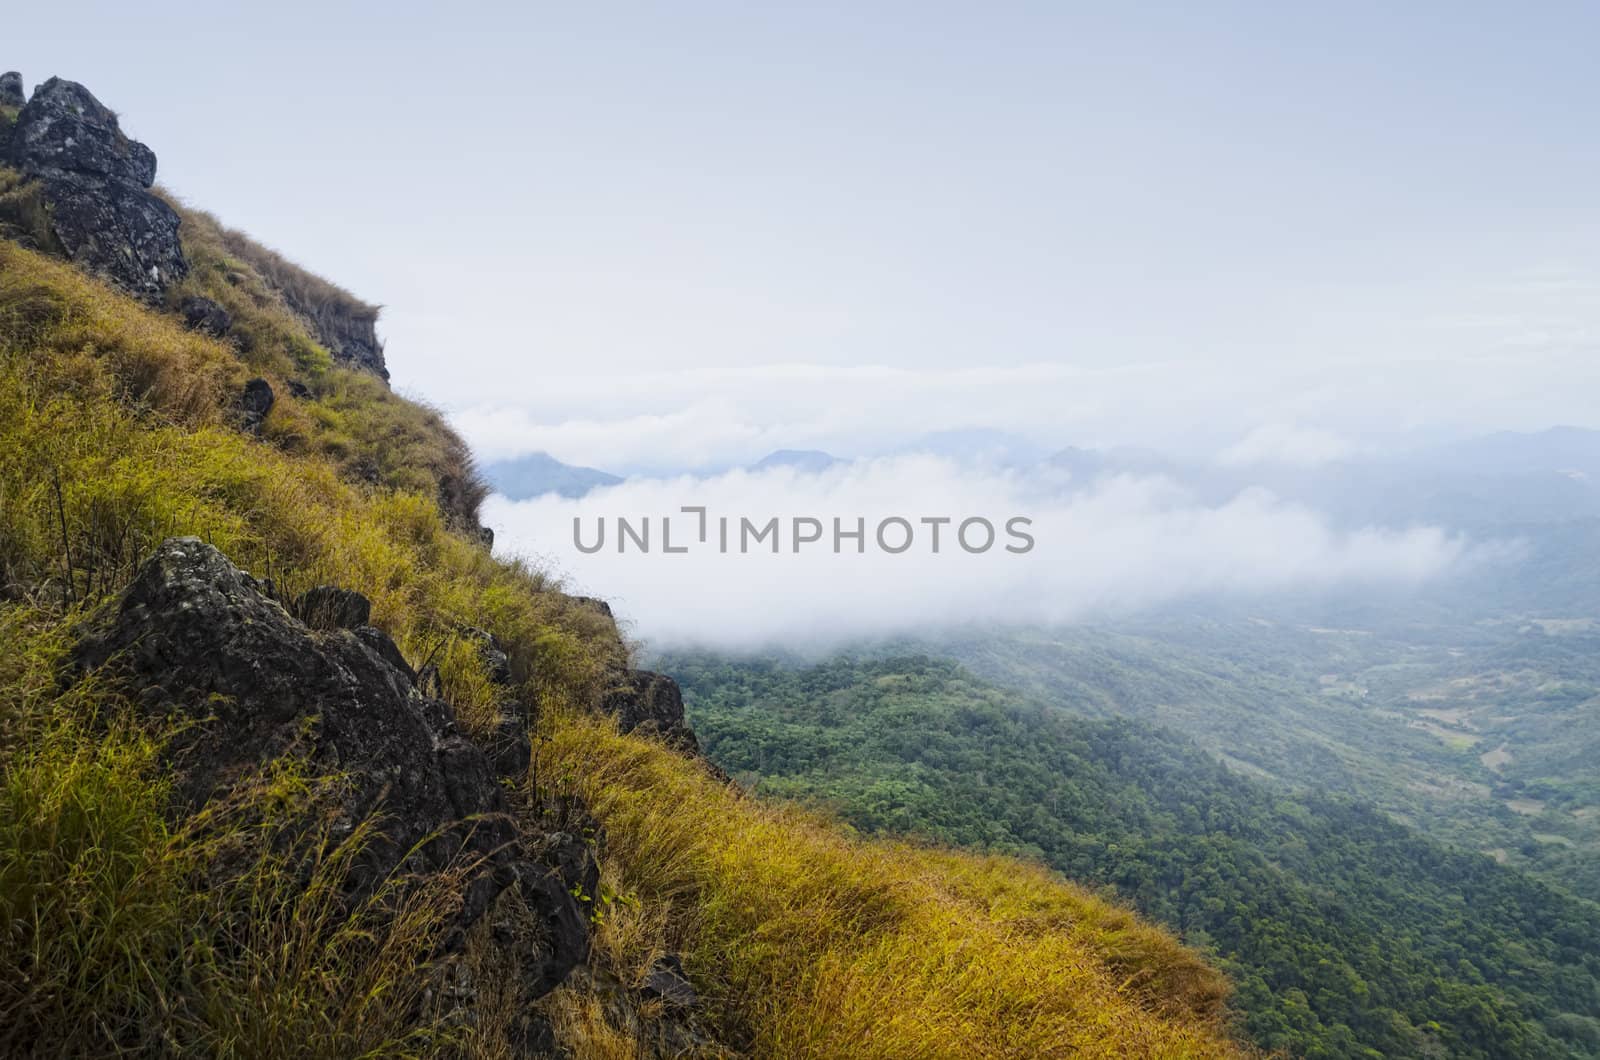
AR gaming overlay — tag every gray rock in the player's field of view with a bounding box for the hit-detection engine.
[601,670,700,754]
[72,538,593,995]
[638,954,697,1009]
[574,596,615,620]
[2,77,186,298]
[462,625,513,685]
[0,72,23,109]
[491,711,532,779]
[181,294,231,336]
[238,377,274,431]
[353,624,415,685]
[308,301,387,380]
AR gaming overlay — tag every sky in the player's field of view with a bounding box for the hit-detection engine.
[11,2,1600,473]
[9,4,1597,641]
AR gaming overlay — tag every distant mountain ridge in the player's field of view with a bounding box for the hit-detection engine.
[483,450,623,499]
[747,448,841,473]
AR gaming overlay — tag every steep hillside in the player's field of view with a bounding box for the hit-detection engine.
[668,651,1600,1059]
[0,74,1243,1057]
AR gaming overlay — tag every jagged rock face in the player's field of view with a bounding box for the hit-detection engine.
[75,538,592,997]
[3,77,186,298]
[0,72,23,109]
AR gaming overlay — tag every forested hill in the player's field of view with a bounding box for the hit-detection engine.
[668,652,1600,1059]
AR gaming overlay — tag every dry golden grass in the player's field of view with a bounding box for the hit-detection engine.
[536,713,1243,1059]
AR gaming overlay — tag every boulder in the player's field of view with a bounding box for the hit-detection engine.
[3,77,186,298]
[573,596,615,620]
[238,377,274,431]
[0,72,23,109]
[180,294,231,336]
[491,711,532,779]
[308,301,387,380]
[73,538,593,992]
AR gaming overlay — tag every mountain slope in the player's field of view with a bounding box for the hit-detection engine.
[0,75,1242,1057]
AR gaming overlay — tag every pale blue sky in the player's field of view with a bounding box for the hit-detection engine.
[11,2,1600,470]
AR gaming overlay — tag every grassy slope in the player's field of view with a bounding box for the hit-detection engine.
[0,214,1242,1056]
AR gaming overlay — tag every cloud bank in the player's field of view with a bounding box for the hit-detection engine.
[483,457,1465,648]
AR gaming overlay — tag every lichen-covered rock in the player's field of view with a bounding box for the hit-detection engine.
[353,624,416,684]
[3,77,186,298]
[73,538,592,994]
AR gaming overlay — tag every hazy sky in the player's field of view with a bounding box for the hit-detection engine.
[11,2,1600,473]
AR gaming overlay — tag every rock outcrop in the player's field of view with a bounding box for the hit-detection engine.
[304,297,387,380]
[601,669,700,754]
[0,71,23,109]
[2,76,186,298]
[74,538,594,1002]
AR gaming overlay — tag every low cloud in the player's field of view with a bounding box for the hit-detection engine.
[483,457,1465,648]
